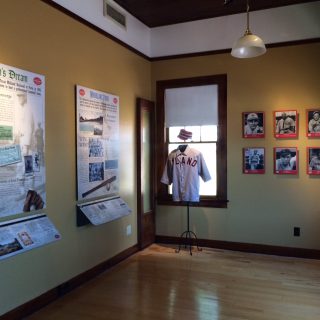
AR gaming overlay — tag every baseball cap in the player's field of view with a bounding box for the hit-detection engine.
[247,113,259,121]
[177,129,192,141]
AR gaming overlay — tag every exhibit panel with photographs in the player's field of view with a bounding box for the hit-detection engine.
[274,147,298,175]
[306,109,320,137]
[243,112,265,138]
[243,147,265,174]
[76,85,119,200]
[0,63,46,218]
[0,214,61,261]
[274,110,298,138]
[307,147,320,175]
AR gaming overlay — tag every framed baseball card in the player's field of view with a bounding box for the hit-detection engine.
[274,147,298,175]
[243,112,265,138]
[306,109,320,138]
[307,147,320,175]
[274,110,298,138]
[243,147,265,174]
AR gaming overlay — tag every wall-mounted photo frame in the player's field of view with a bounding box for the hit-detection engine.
[307,147,320,175]
[243,147,265,174]
[306,109,320,138]
[274,110,298,138]
[243,112,265,138]
[274,147,298,174]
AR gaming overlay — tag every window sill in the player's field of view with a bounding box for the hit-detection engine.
[157,196,228,208]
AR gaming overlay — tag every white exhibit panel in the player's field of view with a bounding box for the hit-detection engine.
[76,85,120,200]
[76,196,131,226]
[0,63,46,218]
[0,214,61,261]
[165,85,218,127]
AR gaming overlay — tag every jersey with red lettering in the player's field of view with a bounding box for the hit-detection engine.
[161,145,211,202]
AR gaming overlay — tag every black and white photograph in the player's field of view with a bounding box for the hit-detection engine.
[307,147,320,175]
[33,153,40,172]
[306,109,320,137]
[274,110,298,138]
[79,114,104,136]
[243,147,265,174]
[274,147,298,174]
[243,112,265,138]
[89,138,104,157]
[24,155,33,174]
[89,162,104,182]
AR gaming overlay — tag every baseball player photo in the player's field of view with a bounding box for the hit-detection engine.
[274,110,298,138]
[161,129,211,202]
[274,147,298,175]
[307,147,320,175]
[243,147,265,174]
[306,110,320,137]
[243,112,265,138]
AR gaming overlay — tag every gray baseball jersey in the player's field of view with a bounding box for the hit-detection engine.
[161,145,211,202]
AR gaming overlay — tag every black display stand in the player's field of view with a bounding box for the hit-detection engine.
[175,202,202,255]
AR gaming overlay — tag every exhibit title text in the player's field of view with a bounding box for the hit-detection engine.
[90,90,109,102]
[0,68,27,82]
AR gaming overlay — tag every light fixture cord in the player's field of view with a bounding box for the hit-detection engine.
[245,0,252,35]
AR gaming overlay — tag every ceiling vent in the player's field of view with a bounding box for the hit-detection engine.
[103,0,126,29]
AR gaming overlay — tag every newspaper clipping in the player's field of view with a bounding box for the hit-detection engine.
[0,63,45,218]
[76,85,119,200]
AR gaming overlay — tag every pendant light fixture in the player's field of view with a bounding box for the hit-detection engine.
[231,0,266,58]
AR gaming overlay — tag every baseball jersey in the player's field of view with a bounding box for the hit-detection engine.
[161,145,211,202]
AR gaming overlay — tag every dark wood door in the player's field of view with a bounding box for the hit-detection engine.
[136,98,155,249]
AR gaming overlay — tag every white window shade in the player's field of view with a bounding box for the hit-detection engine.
[165,85,218,127]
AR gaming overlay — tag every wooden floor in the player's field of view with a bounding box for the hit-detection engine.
[25,244,320,320]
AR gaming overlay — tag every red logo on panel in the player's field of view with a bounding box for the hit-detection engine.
[113,97,118,104]
[33,77,42,85]
[79,89,85,96]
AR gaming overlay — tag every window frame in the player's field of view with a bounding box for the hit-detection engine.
[156,74,228,208]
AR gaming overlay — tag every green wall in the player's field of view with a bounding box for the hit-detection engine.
[152,44,320,249]
[0,0,151,315]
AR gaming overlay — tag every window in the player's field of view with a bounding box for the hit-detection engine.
[156,75,228,208]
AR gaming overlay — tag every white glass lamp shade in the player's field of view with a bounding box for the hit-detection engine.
[231,32,266,58]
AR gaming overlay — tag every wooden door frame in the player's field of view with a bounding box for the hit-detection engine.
[136,98,156,249]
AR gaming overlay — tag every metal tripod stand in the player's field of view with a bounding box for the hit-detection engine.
[176,202,202,255]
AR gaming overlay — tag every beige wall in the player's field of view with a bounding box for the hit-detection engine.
[0,0,151,315]
[152,43,320,250]
[0,0,319,316]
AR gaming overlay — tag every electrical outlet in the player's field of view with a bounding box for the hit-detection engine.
[126,224,132,236]
[294,227,300,237]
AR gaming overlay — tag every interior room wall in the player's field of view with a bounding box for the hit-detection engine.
[0,0,151,316]
[152,43,320,250]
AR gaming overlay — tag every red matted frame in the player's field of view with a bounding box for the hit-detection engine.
[307,147,320,175]
[243,147,265,174]
[242,111,265,138]
[274,147,298,175]
[274,110,298,139]
[306,109,320,138]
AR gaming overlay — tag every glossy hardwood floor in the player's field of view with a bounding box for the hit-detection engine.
[26,244,320,320]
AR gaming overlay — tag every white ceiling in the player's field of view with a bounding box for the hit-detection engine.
[52,0,320,58]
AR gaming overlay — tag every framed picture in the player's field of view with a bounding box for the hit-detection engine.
[243,147,265,174]
[243,112,265,138]
[307,147,320,175]
[274,147,298,174]
[306,109,320,137]
[274,110,298,138]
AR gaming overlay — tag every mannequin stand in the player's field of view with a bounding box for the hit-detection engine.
[175,202,202,255]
